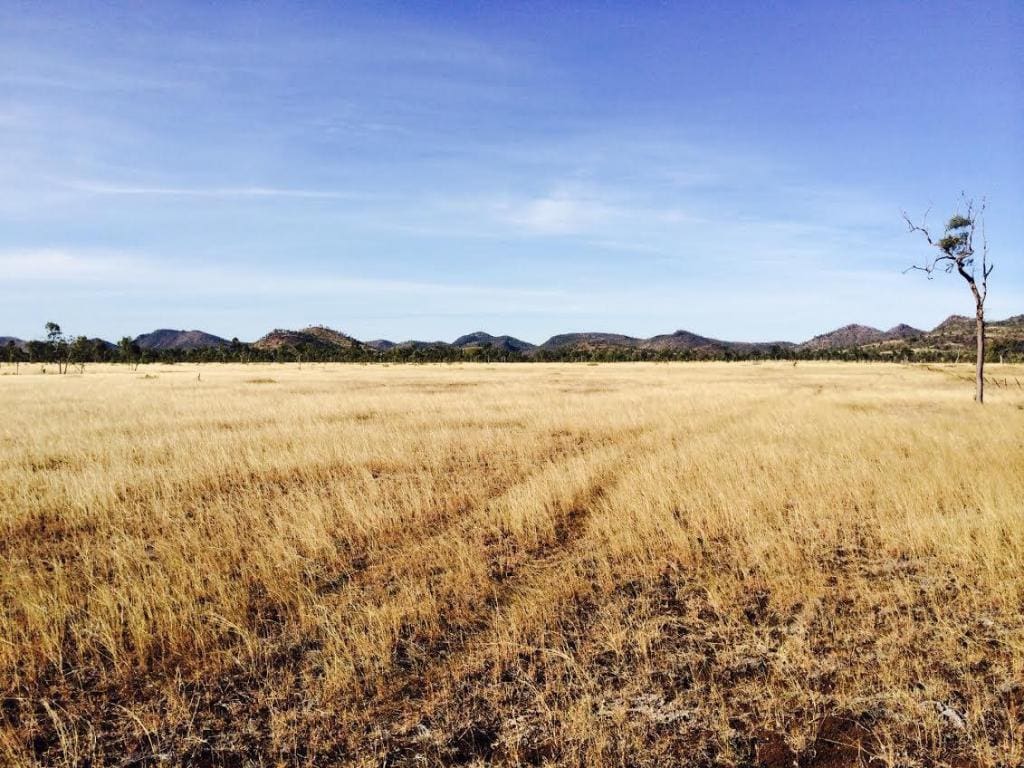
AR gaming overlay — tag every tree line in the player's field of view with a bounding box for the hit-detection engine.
[4,322,1020,371]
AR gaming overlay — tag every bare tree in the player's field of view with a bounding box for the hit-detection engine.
[903,195,992,403]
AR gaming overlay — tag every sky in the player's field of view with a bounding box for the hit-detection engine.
[1,1,1021,344]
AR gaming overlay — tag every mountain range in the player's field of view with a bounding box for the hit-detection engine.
[3,315,1022,358]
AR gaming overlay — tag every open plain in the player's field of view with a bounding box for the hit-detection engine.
[1,362,1023,767]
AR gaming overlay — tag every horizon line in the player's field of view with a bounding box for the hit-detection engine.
[4,311,1017,348]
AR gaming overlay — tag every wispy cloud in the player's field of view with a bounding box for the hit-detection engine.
[64,180,359,200]
[500,193,615,235]
[485,182,703,239]
[0,71,190,93]
[0,248,566,303]
[0,249,137,279]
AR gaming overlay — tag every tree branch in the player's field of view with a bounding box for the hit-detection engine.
[901,207,935,245]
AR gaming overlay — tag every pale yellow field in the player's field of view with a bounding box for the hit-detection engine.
[1,362,1022,767]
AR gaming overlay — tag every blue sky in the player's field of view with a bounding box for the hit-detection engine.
[1,1,1021,343]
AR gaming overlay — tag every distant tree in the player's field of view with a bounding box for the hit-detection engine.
[92,338,111,362]
[230,337,247,363]
[903,195,992,403]
[118,337,141,370]
[45,322,70,374]
[69,336,92,373]
[26,340,46,365]
[5,339,18,374]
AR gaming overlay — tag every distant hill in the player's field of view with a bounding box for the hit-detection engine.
[790,316,1024,358]
[452,332,536,353]
[363,339,396,351]
[799,324,889,350]
[921,314,1024,354]
[642,330,722,351]
[885,323,924,339]
[931,314,974,334]
[641,330,794,354]
[540,332,643,350]
[253,326,361,351]
[1,336,112,352]
[799,323,925,350]
[135,329,229,351]
[389,340,451,351]
[536,330,794,357]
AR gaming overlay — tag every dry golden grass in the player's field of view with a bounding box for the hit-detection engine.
[1,361,1022,767]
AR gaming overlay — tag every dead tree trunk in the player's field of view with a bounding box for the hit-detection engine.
[975,306,985,403]
[961,263,986,404]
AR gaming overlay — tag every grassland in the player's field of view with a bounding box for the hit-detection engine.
[1,361,1022,767]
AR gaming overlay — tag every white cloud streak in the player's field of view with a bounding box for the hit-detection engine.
[0,248,566,303]
[64,180,359,200]
[501,194,614,235]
